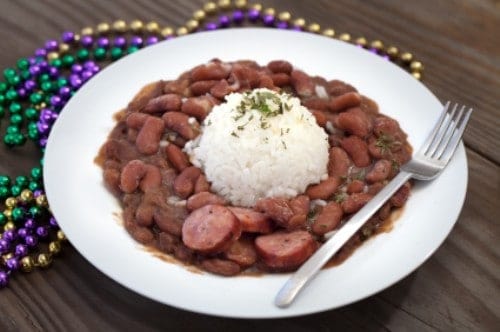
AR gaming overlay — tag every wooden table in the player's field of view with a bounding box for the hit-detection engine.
[0,0,498,330]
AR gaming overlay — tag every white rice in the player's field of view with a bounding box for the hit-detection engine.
[184,88,329,207]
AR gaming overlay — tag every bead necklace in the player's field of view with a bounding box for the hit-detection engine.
[0,0,424,288]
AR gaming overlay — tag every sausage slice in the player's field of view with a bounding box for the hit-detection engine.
[228,207,273,233]
[255,230,317,270]
[182,205,241,254]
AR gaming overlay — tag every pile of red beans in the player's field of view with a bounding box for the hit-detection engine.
[97,59,412,276]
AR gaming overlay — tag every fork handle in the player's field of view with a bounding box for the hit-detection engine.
[274,170,412,308]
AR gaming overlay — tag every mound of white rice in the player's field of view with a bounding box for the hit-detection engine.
[184,88,329,207]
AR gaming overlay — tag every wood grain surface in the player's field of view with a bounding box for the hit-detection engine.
[0,0,498,331]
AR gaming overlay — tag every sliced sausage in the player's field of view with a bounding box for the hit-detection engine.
[255,230,317,270]
[224,237,258,267]
[182,204,241,254]
[229,207,273,234]
[312,202,343,235]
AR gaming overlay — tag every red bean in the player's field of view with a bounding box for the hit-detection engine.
[378,202,391,221]
[267,60,293,74]
[258,74,276,89]
[311,110,327,127]
[390,182,411,207]
[367,182,384,195]
[135,202,155,227]
[153,205,186,236]
[162,111,199,140]
[335,107,373,138]
[124,220,154,245]
[366,159,392,183]
[328,147,352,177]
[374,116,406,141]
[186,191,226,211]
[306,176,341,200]
[164,143,189,172]
[360,96,379,115]
[341,136,371,167]
[326,79,357,97]
[127,81,163,113]
[210,80,234,99]
[103,168,121,194]
[158,232,194,263]
[312,202,343,235]
[135,116,165,155]
[329,92,362,112]
[125,112,148,129]
[342,193,373,214]
[194,174,210,193]
[181,95,217,121]
[139,165,162,192]
[189,80,218,96]
[191,62,231,81]
[143,94,182,113]
[303,97,330,111]
[120,160,147,193]
[163,79,190,96]
[367,136,392,159]
[270,73,290,87]
[290,70,315,97]
[200,258,241,276]
[229,64,261,90]
[287,195,310,229]
[173,166,201,198]
[347,179,365,194]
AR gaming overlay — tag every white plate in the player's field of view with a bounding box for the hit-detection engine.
[44,28,468,318]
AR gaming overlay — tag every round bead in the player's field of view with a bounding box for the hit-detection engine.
[20,189,34,203]
[96,22,111,34]
[203,2,217,13]
[77,48,90,61]
[410,60,424,72]
[113,36,126,48]
[186,19,199,31]
[5,197,17,209]
[5,89,18,101]
[0,271,9,287]
[234,0,247,8]
[385,46,399,58]
[339,33,351,42]
[307,23,321,33]
[400,52,413,63]
[411,72,422,80]
[370,40,384,51]
[193,10,206,21]
[355,37,367,47]
[250,3,262,11]
[110,47,123,60]
[35,195,48,207]
[47,52,59,61]
[217,0,231,9]
[160,27,174,38]
[4,221,15,231]
[0,187,9,200]
[25,235,38,247]
[145,21,160,33]
[130,20,144,32]
[0,176,10,187]
[28,206,42,217]
[264,8,275,16]
[278,11,292,22]
[15,176,28,188]
[61,31,75,43]
[81,27,94,36]
[59,43,70,53]
[3,209,12,220]
[113,20,127,33]
[322,28,335,38]
[176,27,188,36]
[20,256,34,272]
[56,230,66,241]
[93,47,107,60]
[15,244,27,257]
[6,257,19,271]
[49,241,61,255]
[37,253,52,268]
[36,226,49,238]
[97,37,110,49]
[11,207,24,221]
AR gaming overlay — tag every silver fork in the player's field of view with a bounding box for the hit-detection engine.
[275,102,473,308]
